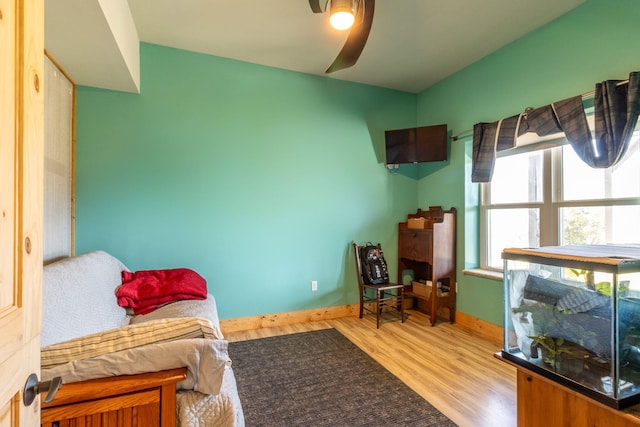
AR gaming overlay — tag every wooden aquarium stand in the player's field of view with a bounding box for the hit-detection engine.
[497,354,640,426]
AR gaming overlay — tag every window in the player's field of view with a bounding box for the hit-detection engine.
[480,122,640,271]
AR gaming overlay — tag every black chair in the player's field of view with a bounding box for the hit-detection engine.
[352,242,405,328]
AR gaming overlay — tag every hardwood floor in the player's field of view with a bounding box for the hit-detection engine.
[224,309,517,427]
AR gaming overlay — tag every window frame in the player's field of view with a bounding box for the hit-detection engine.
[480,137,640,272]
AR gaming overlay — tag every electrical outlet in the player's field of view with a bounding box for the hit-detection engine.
[311,280,318,291]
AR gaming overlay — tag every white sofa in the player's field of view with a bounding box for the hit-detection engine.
[41,250,244,427]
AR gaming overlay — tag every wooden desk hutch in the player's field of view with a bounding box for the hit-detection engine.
[398,206,456,326]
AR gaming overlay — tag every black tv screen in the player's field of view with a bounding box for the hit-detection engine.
[385,124,448,164]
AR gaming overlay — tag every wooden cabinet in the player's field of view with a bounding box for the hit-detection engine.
[398,207,456,326]
[41,368,187,427]
[511,364,640,426]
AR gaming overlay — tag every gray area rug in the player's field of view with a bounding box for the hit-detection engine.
[228,328,457,427]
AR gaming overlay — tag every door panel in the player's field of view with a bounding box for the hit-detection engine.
[0,0,44,426]
[0,0,17,316]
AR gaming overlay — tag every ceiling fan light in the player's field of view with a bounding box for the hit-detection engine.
[330,11,355,30]
[329,0,355,30]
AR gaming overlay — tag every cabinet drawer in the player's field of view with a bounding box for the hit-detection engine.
[399,229,432,262]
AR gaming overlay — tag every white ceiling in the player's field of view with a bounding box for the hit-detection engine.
[45,0,585,94]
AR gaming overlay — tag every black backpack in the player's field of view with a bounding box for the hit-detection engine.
[359,243,390,285]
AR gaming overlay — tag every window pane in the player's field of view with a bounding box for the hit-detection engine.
[560,205,640,245]
[562,136,640,201]
[487,208,540,269]
[490,151,543,204]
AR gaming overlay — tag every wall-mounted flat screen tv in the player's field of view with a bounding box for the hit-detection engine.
[384,124,448,164]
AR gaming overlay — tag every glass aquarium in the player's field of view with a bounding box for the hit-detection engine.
[502,245,640,408]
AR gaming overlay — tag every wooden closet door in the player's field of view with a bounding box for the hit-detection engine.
[0,0,44,425]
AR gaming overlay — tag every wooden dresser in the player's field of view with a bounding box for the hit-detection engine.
[41,368,187,427]
[398,206,456,326]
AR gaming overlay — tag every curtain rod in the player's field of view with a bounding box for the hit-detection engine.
[450,78,630,142]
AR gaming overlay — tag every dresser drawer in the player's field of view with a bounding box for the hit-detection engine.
[40,368,186,427]
[399,229,432,262]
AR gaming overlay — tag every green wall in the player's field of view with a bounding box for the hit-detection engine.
[416,0,640,325]
[76,0,640,325]
[75,43,418,319]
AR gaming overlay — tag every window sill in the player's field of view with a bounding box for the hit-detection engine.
[463,268,503,281]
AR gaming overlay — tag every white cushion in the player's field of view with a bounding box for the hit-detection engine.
[41,251,129,347]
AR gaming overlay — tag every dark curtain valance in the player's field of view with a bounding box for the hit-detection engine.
[472,71,640,183]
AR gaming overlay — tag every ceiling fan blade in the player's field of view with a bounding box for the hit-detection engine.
[325,0,375,73]
[308,0,328,13]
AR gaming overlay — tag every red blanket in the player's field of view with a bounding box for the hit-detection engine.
[116,268,207,315]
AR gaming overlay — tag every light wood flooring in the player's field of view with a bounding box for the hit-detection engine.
[224,309,517,427]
